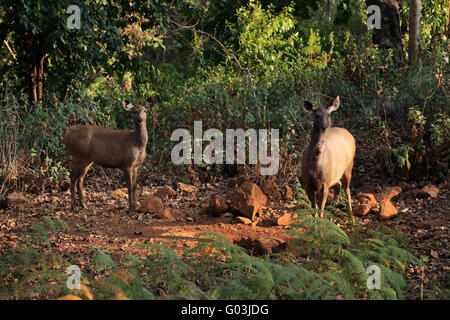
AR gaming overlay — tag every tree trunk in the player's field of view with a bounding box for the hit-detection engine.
[366,0,402,50]
[446,1,450,38]
[409,0,421,63]
[28,50,44,104]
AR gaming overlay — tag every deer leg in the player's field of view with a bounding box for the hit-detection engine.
[342,162,354,212]
[123,169,135,213]
[69,162,82,212]
[76,162,92,209]
[306,189,316,210]
[320,184,329,217]
[131,167,139,210]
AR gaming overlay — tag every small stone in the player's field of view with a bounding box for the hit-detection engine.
[417,185,440,199]
[154,186,177,198]
[234,237,285,255]
[177,182,198,193]
[7,192,26,206]
[416,219,445,229]
[276,213,293,226]
[236,216,252,225]
[138,196,164,213]
[157,209,184,221]
[283,185,294,201]
[111,189,127,199]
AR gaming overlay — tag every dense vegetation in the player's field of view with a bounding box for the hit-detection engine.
[0,0,448,300]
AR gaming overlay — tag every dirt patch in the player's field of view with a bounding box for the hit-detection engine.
[0,172,448,299]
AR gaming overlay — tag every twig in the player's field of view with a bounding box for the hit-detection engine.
[420,266,424,300]
[3,40,17,61]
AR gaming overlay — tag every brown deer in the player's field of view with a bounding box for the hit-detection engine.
[300,96,356,216]
[63,97,154,213]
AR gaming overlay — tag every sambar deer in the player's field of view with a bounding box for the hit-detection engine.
[300,96,356,216]
[63,97,154,213]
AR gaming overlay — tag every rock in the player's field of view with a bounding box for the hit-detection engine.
[7,192,26,206]
[283,185,294,201]
[234,237,285,255]
[111,189,127,199]
[353,192,377,217]
[157,209,184,221]
[208,195,229,216]
[230,182,268,221]
[177,182,198,193]
[214,216,234,224]
[276,213,293,226]
[353,204,373,217]
[417,185,440,199]
[154,186,177,198]
[416,219,446,229]
[200,195,229,216]
[376,186,402,220]
[236,216,252,225]
[261,179,282,199]
[138,196,164,213]
[286,239,310,257]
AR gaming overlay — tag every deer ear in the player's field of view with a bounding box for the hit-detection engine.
[122,100,134,111]
[303,100,314,113]
[328,96,340,113]
[144,96,154,109]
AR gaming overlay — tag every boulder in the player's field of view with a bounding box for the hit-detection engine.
[230,182,268,221]
[154,186,177,198]
[261,179,282,199]
[200,195,229,216]
[208,195,229,216]
[138,196,164,213]
[417,185,440,199]
[375,187,402,220]
[353,193,377,217]
[353,204,373,217]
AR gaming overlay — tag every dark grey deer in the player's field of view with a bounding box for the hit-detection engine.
[63,97,154,213]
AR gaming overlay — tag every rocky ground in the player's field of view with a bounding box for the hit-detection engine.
[0,169,448,299]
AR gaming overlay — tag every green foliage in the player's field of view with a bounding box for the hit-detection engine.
[229,0,301,76]
[0,217,69,299]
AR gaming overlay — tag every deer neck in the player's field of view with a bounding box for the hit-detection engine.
[309,123,327,159]
[135,121,148,147]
